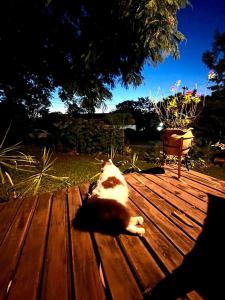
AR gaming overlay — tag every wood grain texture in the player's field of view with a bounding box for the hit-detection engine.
[166,166,225,197]
[7,193,52,300]
[117,234,165,291]
[68,185,106,300]
[94,232,143,300]
[141,173,208,213]
[0,169,220,300]
[0,197,24,245]
[127,175,202,241]
[131,172,206,225]
[41,189,70,300]
[0,195,38,299]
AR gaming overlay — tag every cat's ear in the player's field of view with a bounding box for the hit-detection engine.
[108,159,113,164]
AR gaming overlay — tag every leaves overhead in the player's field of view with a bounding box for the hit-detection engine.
[0,0,189,110]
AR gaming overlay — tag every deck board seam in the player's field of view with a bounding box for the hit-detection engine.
[127,178,202,242]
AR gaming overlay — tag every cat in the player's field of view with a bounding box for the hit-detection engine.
[74,159,145,236]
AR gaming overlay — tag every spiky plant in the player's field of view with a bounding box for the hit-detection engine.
[16,148,69,195]
[130,152,141,172]
[0,125,35,199]
[108,145,118,161]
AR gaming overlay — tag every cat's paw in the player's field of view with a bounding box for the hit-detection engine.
[130,216,144,225]
[137,216,144,225]
[137,227,145,236]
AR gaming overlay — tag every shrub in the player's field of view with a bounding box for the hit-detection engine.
[54,117,123,154]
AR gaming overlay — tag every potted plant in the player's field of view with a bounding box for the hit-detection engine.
[150,80,206,156]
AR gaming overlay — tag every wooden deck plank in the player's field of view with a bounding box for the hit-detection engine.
[68,186,106,300]
[170,165,225,187]
[126,176,202,241]
[79,184,143,300]
[117,234,165,291]
[162,169,208,202]
[0,197,24,245]
[94,232,143,300]
[41,189,70,300]
[0,195,38,299]
[131,173,206,226]
[185,168,225,190]
[127,184,195,255]
[128,201,184,273]
[7,192,52,300]
[187,290,205,300]
[140,173,208,213]
[167,166,225,197]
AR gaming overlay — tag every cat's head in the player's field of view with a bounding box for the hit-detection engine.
[101,159,114,171]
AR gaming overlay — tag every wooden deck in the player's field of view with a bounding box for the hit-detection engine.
[0,166,225,300]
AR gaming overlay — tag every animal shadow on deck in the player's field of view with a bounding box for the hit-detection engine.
[73,183,133,236]
[73,198,132,236]
[144,193,225,300]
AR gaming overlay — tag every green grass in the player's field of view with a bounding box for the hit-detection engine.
[0,148,224,202]
[193,165,225,181]
[0,152,151,201]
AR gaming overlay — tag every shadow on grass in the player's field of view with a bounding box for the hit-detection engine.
[144,193,225,300]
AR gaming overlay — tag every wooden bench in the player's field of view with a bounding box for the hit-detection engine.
[1,168,225,299]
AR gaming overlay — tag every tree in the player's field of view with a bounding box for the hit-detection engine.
[115,97,156,131]
[202,31,225,97]
[0,0,189,113]
[66,102,86,116]
[197,31,225,142]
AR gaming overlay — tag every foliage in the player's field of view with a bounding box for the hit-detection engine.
[108,145,118,161]
[123,144,132,156]
[54,116,123,153]
[149,80,206,129]
[195,95,225,143]
[105,112,135,149]
[202,31,225,97]
[116,98,151,114]
[196,31,225,142]
[0,125,68,200]
[66,102,86,115]
[129,152,142,172]
[0,0,189,112]
[105,112,135,128]
[16,148,69,196]
[143,142,164,164]
[115,97,156,131]
[187,143,212,168]
[0,124,35,197]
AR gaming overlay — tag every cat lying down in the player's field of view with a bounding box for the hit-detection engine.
[74,159,145,236]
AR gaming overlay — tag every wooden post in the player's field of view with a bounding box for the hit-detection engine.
[178,137,183,179]
[178,154,181,179]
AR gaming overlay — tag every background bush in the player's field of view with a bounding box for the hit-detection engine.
[53,116,123,154]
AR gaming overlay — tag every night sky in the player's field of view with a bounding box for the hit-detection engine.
[51,0,225,113]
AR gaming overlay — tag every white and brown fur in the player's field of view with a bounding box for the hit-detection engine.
[74,159,145,235]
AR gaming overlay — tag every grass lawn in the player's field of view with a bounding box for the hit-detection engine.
[0,152,151,201]
[49,153,152,188]
[0,148,224,202]
[192,165,225,181]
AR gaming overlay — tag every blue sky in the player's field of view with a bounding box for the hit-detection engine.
[51,0,225,113]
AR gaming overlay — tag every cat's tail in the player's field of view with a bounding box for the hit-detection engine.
[73,196,131,235]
